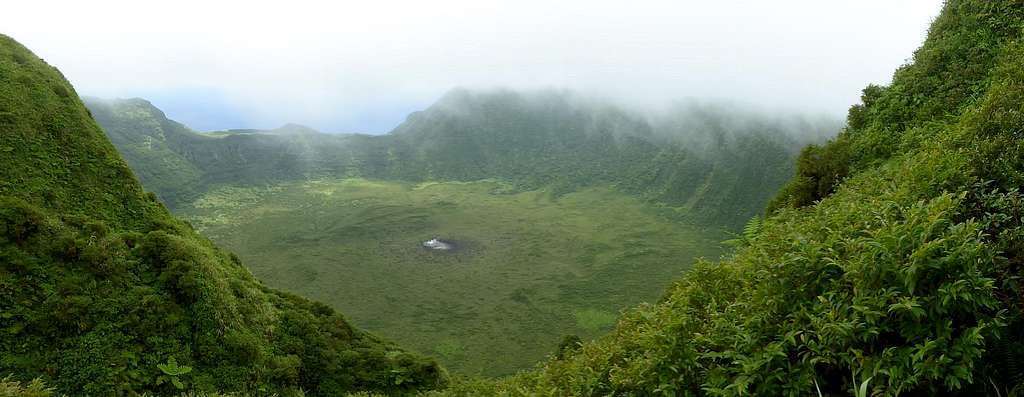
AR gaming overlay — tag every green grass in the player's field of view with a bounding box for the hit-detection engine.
[180,178,726,376]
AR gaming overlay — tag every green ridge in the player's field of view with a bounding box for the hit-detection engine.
[448,1,1024,395]
[7,0,1024,394]
[83,97,205,208]
[0,35,445,396]
[85,92,835,229]
[85,75,837,380]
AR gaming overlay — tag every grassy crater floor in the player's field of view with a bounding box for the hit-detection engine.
[180,179,725,376]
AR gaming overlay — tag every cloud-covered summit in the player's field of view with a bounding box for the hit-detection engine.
[5,0,941,132]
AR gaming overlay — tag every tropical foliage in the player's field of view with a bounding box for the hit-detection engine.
[6,0,1024,395]
[0,35,445,396]
[438,1,1024,394]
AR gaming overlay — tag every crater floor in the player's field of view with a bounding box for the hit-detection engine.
[181,178,725,376]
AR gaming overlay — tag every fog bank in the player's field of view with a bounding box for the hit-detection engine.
[4,0,941,132]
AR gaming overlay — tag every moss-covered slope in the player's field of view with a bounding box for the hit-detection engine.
[451,1,1024,395]
[0,35,445,396]
[82,97,206,208]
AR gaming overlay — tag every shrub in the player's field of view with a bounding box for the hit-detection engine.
[0,197,47,244]
[0,376,53,397]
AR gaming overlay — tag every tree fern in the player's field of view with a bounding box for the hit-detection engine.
[723,216,762,247]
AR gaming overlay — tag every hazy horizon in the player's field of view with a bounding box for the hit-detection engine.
[4,0,942,133]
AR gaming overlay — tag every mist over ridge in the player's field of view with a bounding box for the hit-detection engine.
[4,1,942,132]
[84,86,839,233]
[9,0,1024,393]
[412,86,843,145]
[80,85,841,375]
[87,86,844,145]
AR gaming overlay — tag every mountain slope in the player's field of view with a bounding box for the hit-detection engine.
[83,97,205,208]
[83,97,365,208]
[386,89,834,227]
[88,91,836,228]
[88,93,830,375]
[450,1,1024,395]
[0,35,445,396]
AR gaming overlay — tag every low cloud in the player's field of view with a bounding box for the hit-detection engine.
[4,0,941,133]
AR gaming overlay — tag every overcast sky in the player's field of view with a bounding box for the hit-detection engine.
[4,0,942,133]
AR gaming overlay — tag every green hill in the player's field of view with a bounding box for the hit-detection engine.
[9,0,1021,394]
[82,97,364,208]
[86,91,836,229]
[444,1,1024,395]
[84,87,838,377]
[0,35,445,396]
[83,97,206,208]
[384,89,836,227]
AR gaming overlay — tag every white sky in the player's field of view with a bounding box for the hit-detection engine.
[3,0,943,133]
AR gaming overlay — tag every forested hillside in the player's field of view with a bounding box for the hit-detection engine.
[7,0,1019,395]
[0,35,445,396]
[445,1,1024,395]
[83,91,839,377]
[84,97,363,208]
[87,92,836,228]
[386,90,836,227]
[83,97,206,207]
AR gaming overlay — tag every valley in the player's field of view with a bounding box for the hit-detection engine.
[80,91,821,378]
[180,178,725,375]
[8,2,1023,393]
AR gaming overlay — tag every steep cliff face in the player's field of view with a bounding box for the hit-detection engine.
[0,35,446,396]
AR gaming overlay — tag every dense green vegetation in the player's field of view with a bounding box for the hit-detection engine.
[0,35,445,396]
[86,93,834,229]
[8,0,1023,394]
[435,1,1024,395]
[179,178,725,376]
[83,97,206,208]
[380,91,835,228]
[83,97,350,208]
[85,69,835,384]
[88,77,833,381]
